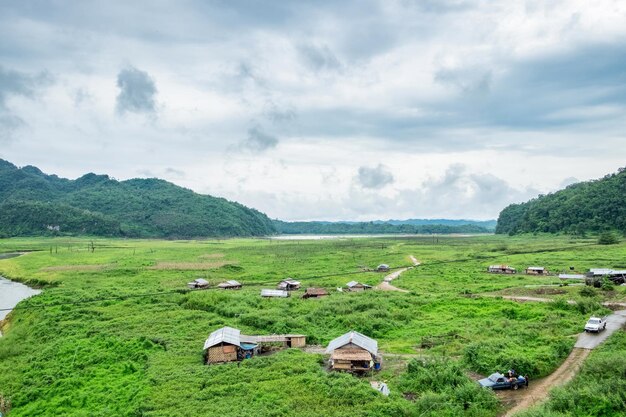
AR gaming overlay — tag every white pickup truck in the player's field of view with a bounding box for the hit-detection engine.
[584,316,608,333]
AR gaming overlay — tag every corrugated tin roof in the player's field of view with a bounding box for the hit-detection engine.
[589,269,626,276]
[194,278,209,285]
[203,326,240,350]
[559,274,585,279]
[280,278,301,285]
[326,330,378,355]
[261,289,290,297]
[346,281,359,287]
[218,280,241,287]
[305,288,329,295]
[527,266,545,270]
[377,264,389,269]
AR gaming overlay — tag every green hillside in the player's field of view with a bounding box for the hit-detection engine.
[0,159,275,238]
[496,168,626,235]
[273,220,491,234]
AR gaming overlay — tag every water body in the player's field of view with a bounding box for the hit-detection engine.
[271,233,483,240]
[0,253,41,325]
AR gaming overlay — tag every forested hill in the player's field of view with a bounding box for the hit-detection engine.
[496,168,626,235]
[0,159,275,238]
[273,220,491,235]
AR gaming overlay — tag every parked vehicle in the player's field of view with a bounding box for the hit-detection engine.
[478,372,528,390]
[584,316,607,333]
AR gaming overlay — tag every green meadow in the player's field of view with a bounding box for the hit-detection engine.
[1,235,624,416]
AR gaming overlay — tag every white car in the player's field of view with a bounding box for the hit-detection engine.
[584,316,607,333]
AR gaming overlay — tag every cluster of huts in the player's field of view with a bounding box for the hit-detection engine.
[203,327,381,373]
[187,278,242,290]
[260,278,376,298]
[487,265,626,286]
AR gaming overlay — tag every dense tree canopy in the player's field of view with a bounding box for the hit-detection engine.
[0,159,275,238]
[496,168,626,235]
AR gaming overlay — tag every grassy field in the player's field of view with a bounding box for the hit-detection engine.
[0,235,624,416]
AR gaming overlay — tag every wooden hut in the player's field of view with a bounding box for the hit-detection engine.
[487,265,516,274]
[261,289,290,298]
[526,266,548,275]
[376,264,390,272]
[326,330,380,372]
[188,278,210,289]
[277,279,301,291]
[346,281,373,292]
[302,288,329,299]
[203,327,258,364]
[218,280,242,290]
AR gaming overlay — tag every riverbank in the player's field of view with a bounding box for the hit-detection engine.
[0,253,41,336]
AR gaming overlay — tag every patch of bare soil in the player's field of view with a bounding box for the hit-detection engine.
[501,348,590,417]
[376,281,409,292]
[197,253,225,260]
[148,261,232,270]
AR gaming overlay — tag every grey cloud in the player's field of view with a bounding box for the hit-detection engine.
[242,126,279,152]
[357,164,394,189]
[0,66,52,140]
[560,176,579,188]
[434,66,492,95]
[298,43,342,72]
[116,67,157,115]
[164,167,185,177]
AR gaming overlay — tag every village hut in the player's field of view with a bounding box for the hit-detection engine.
[277,278,301,291]
[326,330,380,372]
[187,278,210,289]
[487,265,517,274]
[525,266,549,275]
[302,288,329,299]
[376,264,390,272]
[346,281,373,292]
[203,327,258,364]
[585,269,626,286]
[218,280,242,290]
[261,289,290,298]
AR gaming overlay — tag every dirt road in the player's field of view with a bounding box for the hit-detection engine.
[501,348,590,416]
[500,309,626,416]
[375,256,419,292]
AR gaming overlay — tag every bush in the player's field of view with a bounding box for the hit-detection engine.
[598,232,620,245]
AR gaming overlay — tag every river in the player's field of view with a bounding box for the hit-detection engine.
[0,253,41,330]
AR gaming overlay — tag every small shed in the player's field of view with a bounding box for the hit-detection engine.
[203,327,253,364]
[302,288,329,299]
[261,289,290,298]
[526,266,548,275]
[488,265,516,274]
[559,274,585,280]
[585,269,626,286]
[326,330,380,372]
[346,281,373,292]
[376,264,390,272]
[188,278,210,289]
[218,280,242,290]
[277,279,301,291]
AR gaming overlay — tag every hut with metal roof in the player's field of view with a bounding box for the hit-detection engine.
[261,289,290,298]
[346,281,373,292]
[302,288,329,299]
[187,278,210,289]
[376,264,390,272]
[218,280,242,290]
[326,330,380,372]
[487,265,516,274]
[203,327,258,364]
[277,279,301,291]
[525,266,548,275]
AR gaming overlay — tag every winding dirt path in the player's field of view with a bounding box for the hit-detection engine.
[375,256,419,292]
[501,348,589,416]
[491,297,626,415]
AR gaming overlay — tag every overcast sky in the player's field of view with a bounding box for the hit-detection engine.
[1,1,625,221]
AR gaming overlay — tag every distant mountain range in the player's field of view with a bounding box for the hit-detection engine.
[0,159,275,238]
[0,159,496,238]
[496,167,626,235]
[273,219,494,235]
